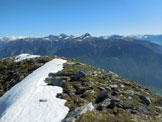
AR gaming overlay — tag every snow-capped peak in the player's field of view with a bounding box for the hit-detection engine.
[58,33,69,39]
[0,36,26,42]
[80,33,92,39]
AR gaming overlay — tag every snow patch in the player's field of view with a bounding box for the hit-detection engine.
[14,53,40,62]
[0,58,69,122]
[0,36,26,42]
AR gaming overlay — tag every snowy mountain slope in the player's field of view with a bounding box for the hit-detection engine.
[0,55,162,121]
[0,58,69,122]
[14,53,40,62]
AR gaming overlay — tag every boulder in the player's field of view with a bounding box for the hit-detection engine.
[96,92,109,104]
[45,76,66,87]
[71,71,87,81]
[63,103,94,122]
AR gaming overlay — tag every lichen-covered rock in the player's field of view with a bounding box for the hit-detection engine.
[62,103,94,122]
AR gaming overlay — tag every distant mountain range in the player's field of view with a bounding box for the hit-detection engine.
[1,34,162,45]
[0,33,162,94]
[129,35,162,45]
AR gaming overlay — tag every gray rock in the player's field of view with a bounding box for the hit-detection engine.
[109,85,118,89]
[106,97,120,109]
[75,88,87,95]
[49,72,72,77]
[109,85,119,92]
[93,71,101,76]
[63,103,94,122]
[124,82,131,86]
[154,98,162,107]
[100,98,111,107]
[98,87,105,91]
[122,103,133,109]
[123,90,135,96]
[135,104,154,115]
[45,76,66,87]
[110,97,120,103]
[139,95,151,105]
[96,92,109,104]
[39,99,47,102]
[71,71,87,80]
[105,86,111,91]
[111,91,119,96]
[66,62,84,66]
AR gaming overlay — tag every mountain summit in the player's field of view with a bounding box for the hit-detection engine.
[0,54,162,122]
[80,33,92,39]
[0,34,162,95]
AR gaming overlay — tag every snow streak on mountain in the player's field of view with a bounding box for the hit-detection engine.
[0,58,69,122]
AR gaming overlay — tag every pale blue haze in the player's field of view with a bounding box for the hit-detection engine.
[0,0,162,36]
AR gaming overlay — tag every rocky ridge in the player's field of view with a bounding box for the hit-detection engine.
[0,56,162,122]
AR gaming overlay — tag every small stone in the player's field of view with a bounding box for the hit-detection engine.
[122,104,133,109]
[56,93,63,99]
[123,90,135,96]
[71,70,87,80]
[39,99,47,102]
[105,87,111,91]
[128,96,132,100]
[139,95,151,105]
[87,102,94,111]
[100,98,111,107]
[110,85,118,89]
[131,110,138,114]
[75,88,86,95]
[98,87,105,91]
[111,91,119,96]
[124,82,131,86]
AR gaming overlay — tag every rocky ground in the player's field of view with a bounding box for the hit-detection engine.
[0,56,162,122]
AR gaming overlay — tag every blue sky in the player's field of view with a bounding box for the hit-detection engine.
[1,0,162,36]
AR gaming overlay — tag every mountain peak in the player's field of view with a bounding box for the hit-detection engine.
[59,33,68,37]
[80,33,92,39]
